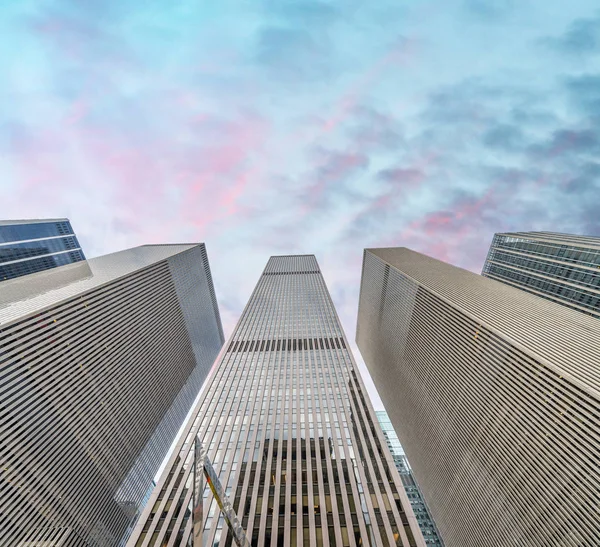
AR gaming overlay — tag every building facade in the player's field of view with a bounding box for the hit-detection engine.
[376,412,443,546]
[128,255,425,547]
[0,219,86,281]
[357,247,600,547]
[0,244,224,546]
[482,231,600,318]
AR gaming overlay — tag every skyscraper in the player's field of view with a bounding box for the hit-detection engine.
[356,247,600,547]
[0,219,86,281]
[0,244,224,546]
[376,412,443,546]
[482,231,600,318]
[128,255,425,547]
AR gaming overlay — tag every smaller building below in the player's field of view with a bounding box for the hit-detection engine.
[376,410,445,546]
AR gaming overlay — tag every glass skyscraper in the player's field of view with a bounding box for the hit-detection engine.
[0,244,224,546]
[482,231,600,318]
[376,412,443,546]
[0,218,86,281]
[356,247,600,547]
[128,255,425,547]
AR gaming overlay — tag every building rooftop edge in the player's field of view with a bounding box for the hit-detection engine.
[491,231,600,249]
[0,244,204,325]
[268,254,318,258]
[0,218,71,225]
[364,247,600,397]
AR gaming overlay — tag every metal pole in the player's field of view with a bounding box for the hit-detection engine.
[193,439,206,545]
[194,436,251,547]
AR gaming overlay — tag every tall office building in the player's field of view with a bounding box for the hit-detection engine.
[356,247,600,547]
[0,244,224,546]
[482,231,600,318]
[128,255,425,547]
[376,412,443,546]
[0,219,86,281]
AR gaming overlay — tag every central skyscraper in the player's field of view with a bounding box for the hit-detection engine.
[128,255,425,547]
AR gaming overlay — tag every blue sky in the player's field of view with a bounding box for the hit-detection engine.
[2,0,599,406]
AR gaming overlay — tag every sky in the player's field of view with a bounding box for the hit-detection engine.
[2,0,600,408]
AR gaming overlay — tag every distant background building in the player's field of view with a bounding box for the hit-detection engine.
[0,219,86,281]
[482,231,600,318]
[0,243,224,546]
[357,247,600,547]
[128,255,425,547]
[376,411,444,546]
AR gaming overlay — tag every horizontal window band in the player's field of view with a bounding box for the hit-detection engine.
[262,270,320,275]
[227,336,346,352]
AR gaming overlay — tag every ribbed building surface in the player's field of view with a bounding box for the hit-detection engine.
[356,247,600,547]
[0,219,85,281]
[0,244,224,547]
[127,255,425,547]
[482,231,600,318]
[376,412,444,546]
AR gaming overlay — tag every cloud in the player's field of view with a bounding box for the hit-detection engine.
[3,100,271,253]
[345,105,404,152]
[563,162,600,235]
[529,128,600,160]
[565,73,600,118]
[482,124,525,151]
[299,147,370,214]
[377,167,424,185]
[4,0,600,411]
[322,68,600,281]
[252,1,343,82]
[263,0,340,26]
[463,0,516,20]
[255,26,331,81]
[544,12,600,57]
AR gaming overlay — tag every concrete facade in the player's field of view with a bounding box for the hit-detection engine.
[128,255,425,547]
[357,247,600,547]
[0,244,224,546]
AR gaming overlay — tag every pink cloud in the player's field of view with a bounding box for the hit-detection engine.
[65,99,89,125]
[33,11,135,70]
[322,39,418,134]
[300,150,370,215]
[6,90,272,245]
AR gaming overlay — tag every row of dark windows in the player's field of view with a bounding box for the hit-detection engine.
[0,236,81,262]
[489,250,600,288]
[263,271,320,276]
[227,337,347,353]
[488,265,600,311]
[0,250,85,281]
[0,221,73,243]
[496,237,600,267]
[228,435,406,547]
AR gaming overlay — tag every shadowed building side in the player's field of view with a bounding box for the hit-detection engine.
[0,244,224,546]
